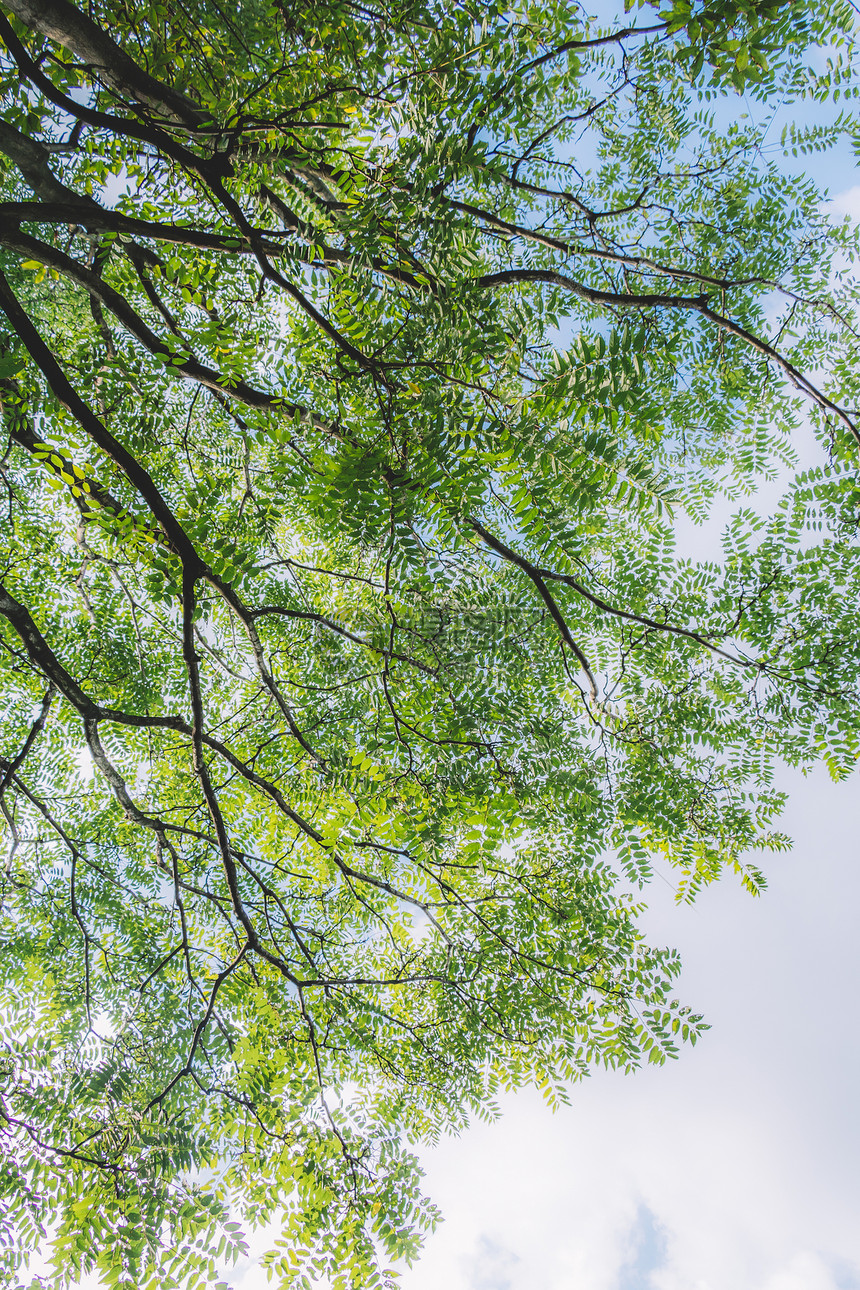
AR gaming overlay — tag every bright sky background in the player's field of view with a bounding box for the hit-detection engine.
[398,759,860,1290]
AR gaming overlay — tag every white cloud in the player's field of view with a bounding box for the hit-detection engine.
[759,1252,853,1290]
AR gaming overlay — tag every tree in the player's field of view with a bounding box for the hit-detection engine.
[0,0,858,1284]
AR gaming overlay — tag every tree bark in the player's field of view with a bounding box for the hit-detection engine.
[3,0,208,128]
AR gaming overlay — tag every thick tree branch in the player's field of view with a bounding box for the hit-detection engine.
[2,0,209,128]
[0,226,327,425]
[0,265,208,568]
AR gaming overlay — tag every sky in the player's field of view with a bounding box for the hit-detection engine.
[398,761,860,1290]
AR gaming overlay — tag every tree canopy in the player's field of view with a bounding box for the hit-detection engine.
[0,0,858,1285]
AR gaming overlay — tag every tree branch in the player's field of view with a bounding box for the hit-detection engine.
[3,0,209,129]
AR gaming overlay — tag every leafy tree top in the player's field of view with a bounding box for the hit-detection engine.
[0,0,858,1285]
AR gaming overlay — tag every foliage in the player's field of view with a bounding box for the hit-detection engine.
[0,0,858,1284]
